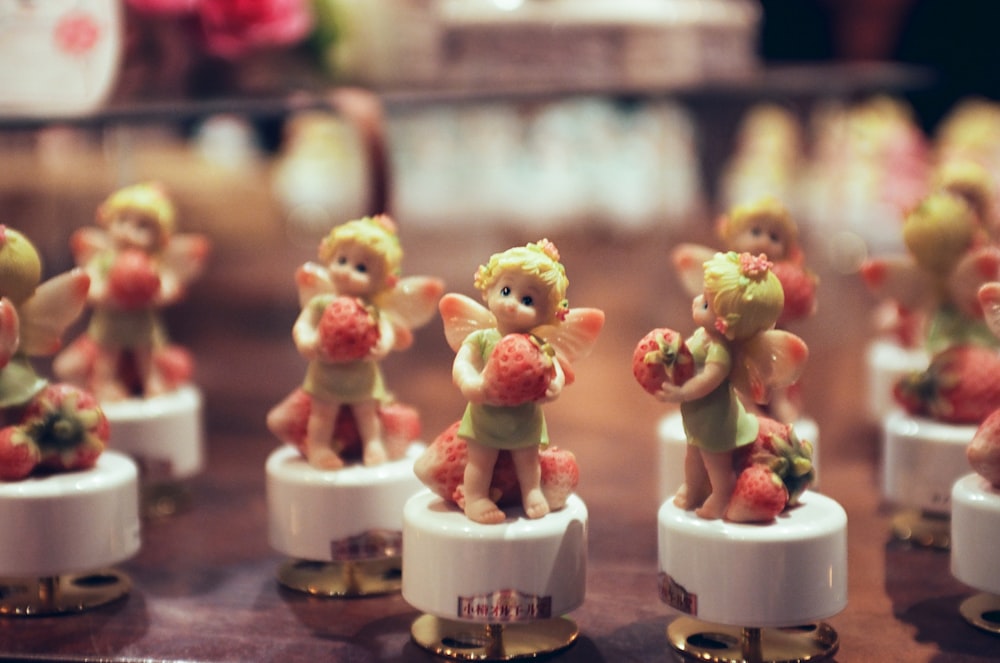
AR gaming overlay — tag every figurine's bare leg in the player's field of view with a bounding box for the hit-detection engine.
[354,400,387,465]
[695,448,736,520]
[674,444,710,510]
[463,440,505,524]
[305,398,344,470]
[92,349,128,401]
[512,445,549,519]
[137,349,164,397]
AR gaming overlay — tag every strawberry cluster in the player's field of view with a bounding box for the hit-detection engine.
[632,328,694,394]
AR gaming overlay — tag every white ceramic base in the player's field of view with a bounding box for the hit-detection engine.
[657,411,820,503]
[402,490,588,623]
[951,473,1000,595]
[865,339,928,422]
[0,450,140,577]
[882,410,975,516]
[657,491,847,628]
[102,385,205,482]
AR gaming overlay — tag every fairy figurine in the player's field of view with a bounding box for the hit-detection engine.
[0,226,109,481]
[53,182,210,401]
[266,215,443,470]
[654,251,807,520]
[431,239,604,524]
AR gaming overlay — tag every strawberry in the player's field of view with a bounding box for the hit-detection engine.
[23,383,108,473]
[893,344,1000,424]
[153,344,194,390]
[733,415,815,506]
[379,400,421,459]
[0,426,41,481]
[632,328,694,394]
[771,261,817,326]
[317,296,380,363]
[725,463,789,523]
[108,248,160,310]
[481,334,555,406]
[968,408,1000,488]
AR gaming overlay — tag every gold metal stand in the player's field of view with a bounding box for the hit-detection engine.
[410,614,578,660]
[959,593,1000,635]
[0,570,131,616]
[667,618,839,663]
[276,557,402,597]
[889,508,951,549]
[141,480,193,519]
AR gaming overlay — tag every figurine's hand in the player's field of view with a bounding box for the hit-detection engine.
[542,367,565,401]
[458,373,487,403]
[655,381,686,403]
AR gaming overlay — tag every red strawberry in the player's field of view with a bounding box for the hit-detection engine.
[725,464,789,523]
[481,334,555,406]
[733,415,815,506]
[632,328,694,394]
[771,261,817,326]
[893,344,1000,424]
[24,383,108,472]
[379,401,421,459]
[968,408,1000,488]
[109,249,160,310]
[0,426,41,480]
[317,296,380,362]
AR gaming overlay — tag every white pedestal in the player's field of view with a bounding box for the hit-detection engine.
[266,443,424,596]
[657,411,819,503]
[865,339,927,422]
[951,473,1000,634]
[402,490,587,658]
[0,450,141,615]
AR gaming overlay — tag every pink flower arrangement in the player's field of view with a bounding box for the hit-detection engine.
[127,0,313,59]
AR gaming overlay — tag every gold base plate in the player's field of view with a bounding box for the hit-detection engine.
[276,557,402,597]
[959,592,1000,635]
[667,618,839,663]
[0,570,131,616]
[410,614,579,660]
[889,508,950,550]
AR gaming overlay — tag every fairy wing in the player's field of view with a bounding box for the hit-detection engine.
[858,255,936,312]
[731,330,809,404]
[69,226,111,267]
[17,268,90,357]
[161,233,210,289]
[534,308,605,365]
[379,276,445,350]
[979,282,1000,338]
[671,243,717,297]
[295,261,335,308]
[949,245,1000,318]
[439,293,495,352]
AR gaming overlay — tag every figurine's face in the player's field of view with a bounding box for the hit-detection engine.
[485,270,550,334]
[692,292,715,330]
[729,222,787,260]
[328,240,385,297]
[109,211,161,251]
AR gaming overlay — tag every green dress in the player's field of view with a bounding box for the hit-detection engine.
[679,328,759,453]
[456,328,548,450]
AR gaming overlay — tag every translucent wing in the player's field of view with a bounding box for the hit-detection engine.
[69,226,111,266]
[17,268,90,357]
[439,293,494,352]
[731,330,809,404]
[948,245,1000,318]
[295,261,335,308]
[671,243,717,298]
[160,233,211,292]
[978,282,1000,338]
[379,276,445,350]
[534,308,605,385]
[858,255,936,312]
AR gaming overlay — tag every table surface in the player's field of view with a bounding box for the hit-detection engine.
[3,224,998,663]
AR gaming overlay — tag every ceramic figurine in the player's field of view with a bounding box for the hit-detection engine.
[0,226,109,481]
[415,239,603,525]
[672,196,817,423]
[53,182,210,401]
[638,251,810,521]
[267,215,443,470]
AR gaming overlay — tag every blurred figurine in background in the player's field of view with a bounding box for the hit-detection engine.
[54,182,210,401]
[267,215,443,470]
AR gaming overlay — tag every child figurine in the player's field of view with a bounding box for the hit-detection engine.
[653,252,807,520]
[0,226,109,481]
[427,239,604,524]
[53,182,210,401]
[267,215,443,470]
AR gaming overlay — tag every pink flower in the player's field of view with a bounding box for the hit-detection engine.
[738,253,773,279]
[198,0,314,59]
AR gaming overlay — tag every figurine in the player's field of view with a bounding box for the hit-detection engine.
[672,196,817,422]
[0,226,109,481]
[266,215,443,470]
[644,251,808,520]
[418,239,603,524]
[53,182,210,401]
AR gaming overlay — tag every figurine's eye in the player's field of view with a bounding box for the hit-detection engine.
[521,295,534,307]
[337,255,348,265]
[501,286,511,297]
[750,226,762,237]
[769,232,781,243]
[355,262,368,273]
[702,299,709,310]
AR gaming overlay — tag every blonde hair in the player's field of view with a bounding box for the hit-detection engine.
[97,182,176,247]
[474,239,569,324]
[718,196,798,258]
[318,215,402,291]
[704,251,784,341]
[902,192,977,276]
[0,226,42,304]
[935,160,995,221]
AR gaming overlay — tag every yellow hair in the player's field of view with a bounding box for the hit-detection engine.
[935,160,995,220]
[97,182,176,245]
[319,215,402,291]
[718,195,798,253]
[903,192,977,276]
[474,239,569,324]
[703,251,784,341]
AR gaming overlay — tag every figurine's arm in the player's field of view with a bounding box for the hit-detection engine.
[453,340,486,403]
[292,298,324,360]
[542,356,566,402]
[371,313,397,359]
[0,298,18,368]
[655,359,727,404]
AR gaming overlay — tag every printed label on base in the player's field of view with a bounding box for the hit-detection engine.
[457,589,552,622]
[659,572,697,615]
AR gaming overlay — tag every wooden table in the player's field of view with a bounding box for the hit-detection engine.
[3,223,998,662]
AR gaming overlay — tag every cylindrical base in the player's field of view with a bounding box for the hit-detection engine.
[667,618,839,663]
[865,339,927,422]
[410,614,578,661]
[951,473,1000,595]
[402,491,588,623]
[658,491,847,628]
[0,450,140,577]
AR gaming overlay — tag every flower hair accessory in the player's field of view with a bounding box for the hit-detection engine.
[739,253,773,278]
[534,238,561,263]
